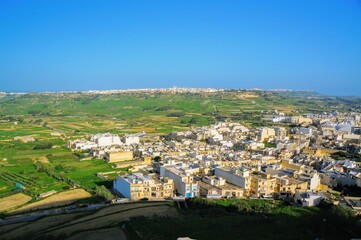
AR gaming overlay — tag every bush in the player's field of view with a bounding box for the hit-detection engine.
[33,142,53,150]
[155,106,172,111]
[188,118,198,124]
[95,185,114,201]
[167,112,185,117]
[28,110,41,116]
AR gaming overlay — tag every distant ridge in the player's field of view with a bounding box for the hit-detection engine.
[1,88,320,95]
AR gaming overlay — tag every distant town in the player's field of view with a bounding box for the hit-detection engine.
[0,87,317,96]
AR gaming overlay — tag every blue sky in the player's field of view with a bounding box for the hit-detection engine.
[0,0,360,95]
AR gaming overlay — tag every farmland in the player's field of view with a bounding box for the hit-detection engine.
[0,122,118,212]
[1,91,358,135]
[0,193,32,212]
[10,189,92,214]
[0,90,360,212]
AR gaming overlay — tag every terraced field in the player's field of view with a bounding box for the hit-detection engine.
[1,91,355,135]
[0,193,32,212]
[10,189,92,214]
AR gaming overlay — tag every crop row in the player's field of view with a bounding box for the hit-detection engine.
[0,172,37,188]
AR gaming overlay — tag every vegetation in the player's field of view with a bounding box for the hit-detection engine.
[33,142,53,150]
[167,112,185,117]
[0,134,115,207]
[127,198,361,240]
[0,91,358,136]
[331,151,361,162]
[264,142,276,148]
[94,185,114,201]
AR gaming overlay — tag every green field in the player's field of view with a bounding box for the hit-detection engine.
[0,132,117,202]
[1,91,359,135]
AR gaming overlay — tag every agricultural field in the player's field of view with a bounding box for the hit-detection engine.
[10,189,91,214]
[0,193,32,212]
[0,139,117,212]
[0,122,54,141]
[0,122,116,211]
[1,91,358,135]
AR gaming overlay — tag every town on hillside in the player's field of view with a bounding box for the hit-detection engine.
[68,111,361,211]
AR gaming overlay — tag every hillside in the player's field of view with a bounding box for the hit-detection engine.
[0,90,359,135]
[0,89,360,213]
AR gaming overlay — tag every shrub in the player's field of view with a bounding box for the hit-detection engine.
[33,142,53,150]
[167,112,185,117]
[95,185,114,201]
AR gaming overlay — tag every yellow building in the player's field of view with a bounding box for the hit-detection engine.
[290,116,313,125]
[199,176,244,198]
[114,173,174,200]
[220,184,244,198]
[113,156,152,169]
[250,172,277,197]
[281,159,303,171]
[258,127,276,142]
[276,177,308,198]
[105,151,133,163]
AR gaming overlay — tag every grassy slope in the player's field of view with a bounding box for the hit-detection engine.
[128,198,361,240]
[2,200,359,240]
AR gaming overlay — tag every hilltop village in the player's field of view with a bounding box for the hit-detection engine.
[68,111,361,210]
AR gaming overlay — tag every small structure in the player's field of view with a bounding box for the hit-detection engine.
[295,190,323,207]
[105,151,133,163]
[38,190,57,198]
[14,136,35,143]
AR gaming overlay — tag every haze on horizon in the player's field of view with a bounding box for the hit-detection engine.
[0,0,360,96]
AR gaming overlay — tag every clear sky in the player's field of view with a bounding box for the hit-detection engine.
[0,0,360,95]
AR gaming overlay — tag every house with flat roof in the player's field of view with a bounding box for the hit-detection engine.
[160,165,199,198]
[114,173,173,200]
[295,190,323,207]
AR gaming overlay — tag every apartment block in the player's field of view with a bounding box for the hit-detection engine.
[214,166,250,195]
[160,165,199,198]
[276,177,308,198]
[250,172,277,197]
[113,173,174,200]
[200,176,244,198]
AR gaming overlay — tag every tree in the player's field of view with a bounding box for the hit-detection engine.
[188,118,198,124]
[95,185,114,201]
